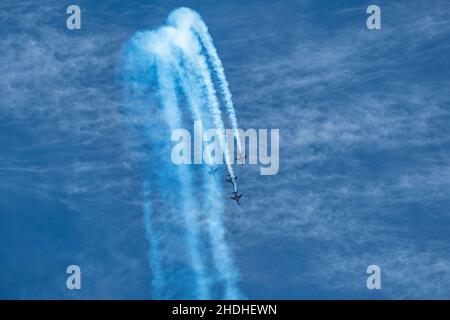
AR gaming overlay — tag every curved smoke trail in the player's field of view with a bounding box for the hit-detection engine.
[188,17,243,154]
[120,7,242,299]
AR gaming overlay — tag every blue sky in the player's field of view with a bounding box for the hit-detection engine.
[1,0,450,299]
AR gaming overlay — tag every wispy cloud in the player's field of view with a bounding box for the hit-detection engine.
[222,0,450,297]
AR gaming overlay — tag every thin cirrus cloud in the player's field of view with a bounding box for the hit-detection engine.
[223,0,450,298]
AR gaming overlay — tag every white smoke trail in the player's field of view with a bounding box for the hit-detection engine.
[173,52,242,298]
[121,7,242,299]
[193,24,242,155]
[191,54,238,192]
[135,28,210,299]
[150,40,211,297]
[168,9,239,191]
[169,8,242,155]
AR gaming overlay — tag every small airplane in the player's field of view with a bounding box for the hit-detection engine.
[230,191,243,205]
[235,152,247,163]
[208,167,219,177]
[225,174,238,185]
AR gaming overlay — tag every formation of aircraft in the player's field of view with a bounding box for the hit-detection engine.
[207,154,245,205]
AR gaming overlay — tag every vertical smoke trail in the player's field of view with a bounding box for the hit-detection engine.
[189,54,238,191]
[173,54,242,298]
[193,23,243,155]
[167,8,237,191]
[120,7,242,299]
[169,9,242,293]
[169,8,243,155]
[156,61,211,299]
